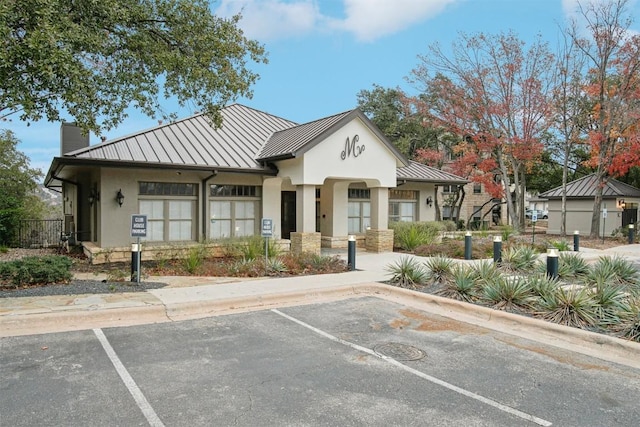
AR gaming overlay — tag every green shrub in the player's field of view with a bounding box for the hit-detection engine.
[183,244,207,274]
[390,221,443,251]
[385,256,428,289]
[550,240,572,251]
[0,255,72,288]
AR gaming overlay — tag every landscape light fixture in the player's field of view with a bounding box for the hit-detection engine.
[116,189,125,207]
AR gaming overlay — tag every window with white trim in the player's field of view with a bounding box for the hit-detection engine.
[209,185,261,239]
[139,182,197,242]
[348,188,370,234]
[389,189,417,222]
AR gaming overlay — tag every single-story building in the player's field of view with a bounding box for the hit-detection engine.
[539,174,640,236]
[44,104,467,262]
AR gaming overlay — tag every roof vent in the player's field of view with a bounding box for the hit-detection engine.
[60,122,89,155]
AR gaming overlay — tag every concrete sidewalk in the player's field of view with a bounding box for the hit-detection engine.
[2,247,640,369]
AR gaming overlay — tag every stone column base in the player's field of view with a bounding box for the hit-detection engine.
[290,232,321,255]
[365,229,394,253]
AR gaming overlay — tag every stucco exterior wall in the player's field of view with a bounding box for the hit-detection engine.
[546,198,624,236]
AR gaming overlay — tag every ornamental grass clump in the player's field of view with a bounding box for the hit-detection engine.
[527,273,560,299]
[385,256,428,289]
[591,256,639,291]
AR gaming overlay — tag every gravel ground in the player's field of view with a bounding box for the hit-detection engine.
[0,280,167,298]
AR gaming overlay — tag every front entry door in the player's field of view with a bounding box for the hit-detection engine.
[622,208,638,227]
[281,191,296,239]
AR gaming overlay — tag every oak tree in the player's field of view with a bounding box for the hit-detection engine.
[0,0,267,133]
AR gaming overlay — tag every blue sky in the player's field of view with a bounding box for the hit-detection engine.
[5,0,640,175]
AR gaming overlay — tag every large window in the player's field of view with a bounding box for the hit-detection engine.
[389,190,417,222]
[139,182,197,242]
[348,188,370,234]
[442,206,460,221]
[209,185,261,239]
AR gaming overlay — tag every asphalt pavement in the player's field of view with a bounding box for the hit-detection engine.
[2,245,640,426]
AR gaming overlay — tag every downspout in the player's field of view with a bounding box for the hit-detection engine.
[201,171,218,241]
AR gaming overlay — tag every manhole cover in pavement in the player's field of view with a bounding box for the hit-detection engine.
[373,342,426,361]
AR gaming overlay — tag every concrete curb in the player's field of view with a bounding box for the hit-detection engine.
[1,282,639,370]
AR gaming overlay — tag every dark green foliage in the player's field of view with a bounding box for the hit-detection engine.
[0,131,42,245]
[0,0,267,133]
[0,255,72,287]
[390,221,444,251]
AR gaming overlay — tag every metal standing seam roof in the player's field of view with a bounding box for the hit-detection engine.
[539,174,640,199]
[397,161,468,184]
[63,104,297,170]
[48,104,467,186]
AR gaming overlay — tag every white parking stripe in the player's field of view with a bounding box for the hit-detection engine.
[271,309,552,427]
[93,328,165,427]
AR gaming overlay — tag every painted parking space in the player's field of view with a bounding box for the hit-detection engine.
[2,297,639,426]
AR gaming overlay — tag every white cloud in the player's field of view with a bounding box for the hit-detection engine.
[215,0,457,42]
[215,0,322,40]
[334,0,457,42]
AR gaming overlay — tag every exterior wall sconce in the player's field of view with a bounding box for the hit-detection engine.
[88,188,99,206]
[116,189,125,207]
[618,199,626,209]
[426,196,433,207]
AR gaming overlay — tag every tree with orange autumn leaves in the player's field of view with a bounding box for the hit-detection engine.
[568,0,640,237]
[408,31,555,230]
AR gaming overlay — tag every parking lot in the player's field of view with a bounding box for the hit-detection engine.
[2,296,639,426]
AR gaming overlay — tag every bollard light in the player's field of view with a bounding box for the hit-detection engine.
[493,235,502,264]
[546,248,559,279]
[464,231,472,260]
[347,235,356,271]
[629,224,635,245]
[131,243,141,283]
[573,230,580,252]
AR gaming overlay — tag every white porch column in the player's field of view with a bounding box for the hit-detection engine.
[321,180,349,236]
[262,177,282,238]
[370,187,389,229]
[296,184,316,232]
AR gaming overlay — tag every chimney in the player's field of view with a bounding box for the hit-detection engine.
[60,122,90,155]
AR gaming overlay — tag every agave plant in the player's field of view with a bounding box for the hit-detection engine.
[423,255,454,284]
[480,276,534,311]
[590,283,631,327]
[558,252,591,278]
[500,245,539,273]
[435,264,478,302]
[470,260,502,286]
[535,286,598,328]
[610,296,640,342]
[384,256,429,289]
[266,257,288,274]
[527,273,560,299]
[594,256,639,288]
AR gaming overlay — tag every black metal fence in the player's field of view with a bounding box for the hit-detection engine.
[17,219,64,249]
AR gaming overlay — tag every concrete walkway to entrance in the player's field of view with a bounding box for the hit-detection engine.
[2,245,640,369]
